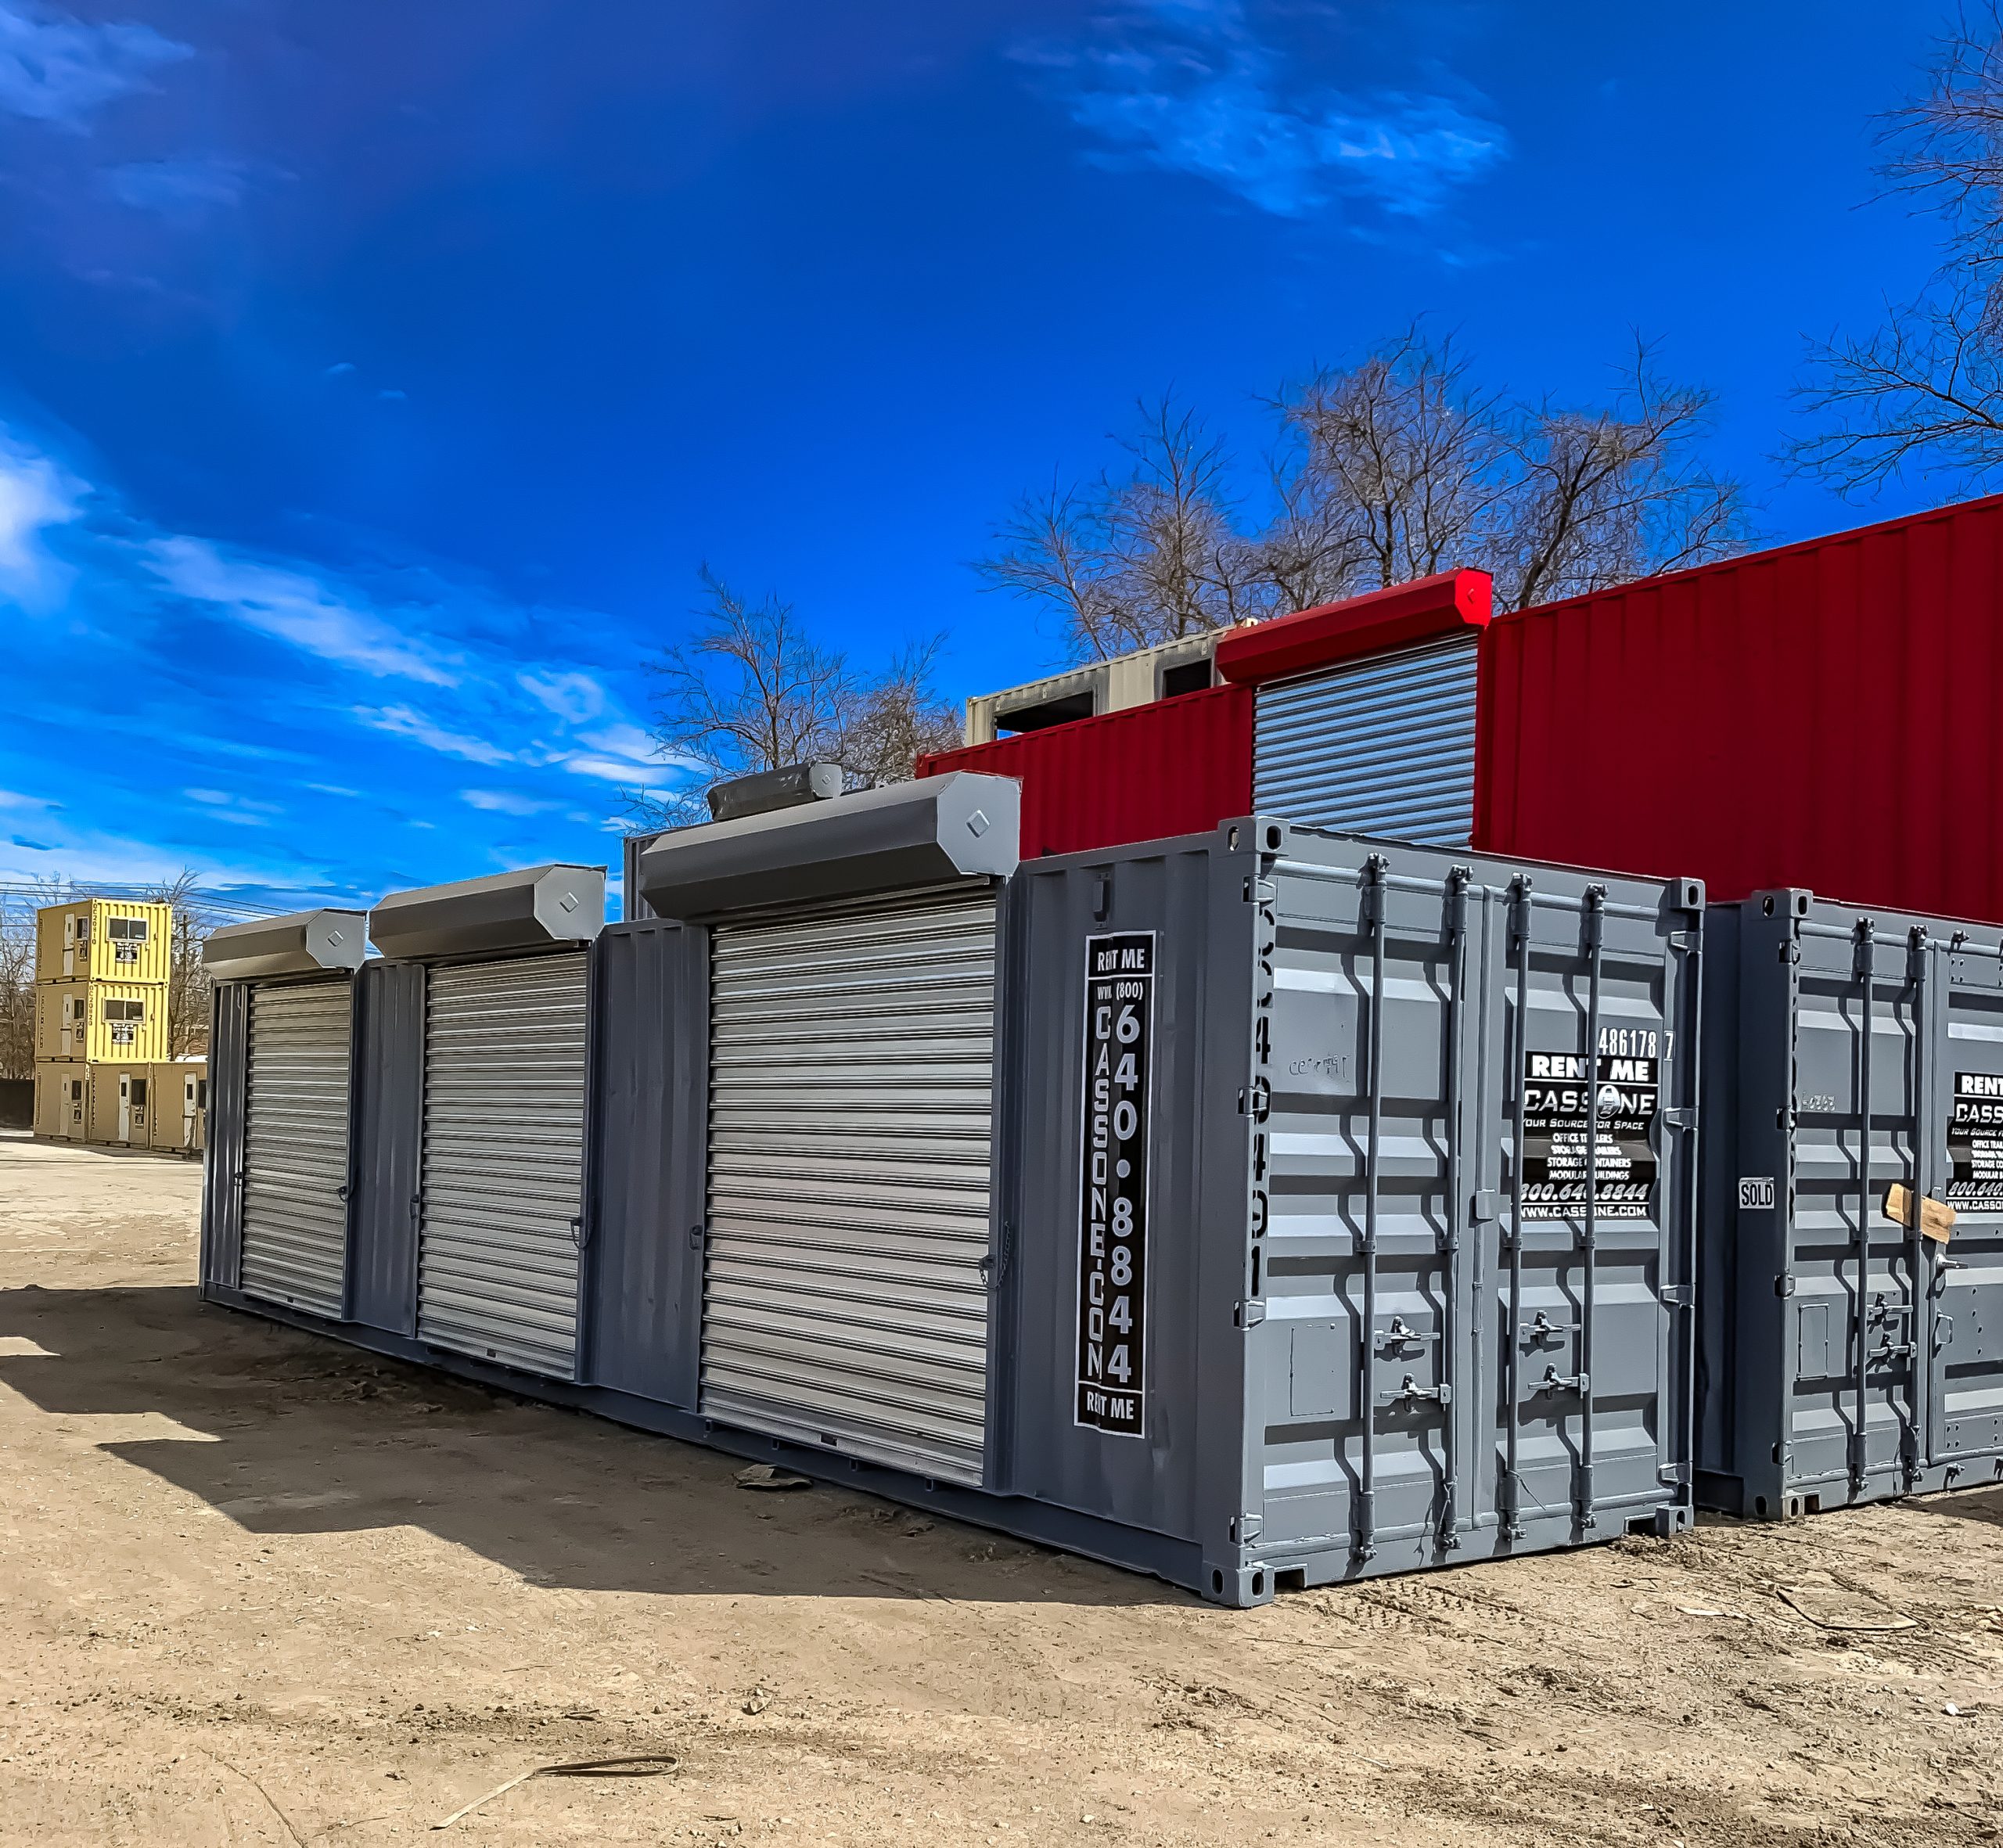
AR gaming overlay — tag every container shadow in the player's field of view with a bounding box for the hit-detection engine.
[1929,1481,2003,1530]
[0,1283,1181,1609]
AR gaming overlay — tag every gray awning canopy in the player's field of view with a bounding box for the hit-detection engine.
[203,909,369,981]
[369,863,606,961]
[635,772,1020,920]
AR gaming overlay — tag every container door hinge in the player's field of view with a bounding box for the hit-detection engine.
[1238,1078,1270,1118]
[1668,929,1699,953]
[1662,1283,1694,1308]
[1244,876,1277,905]
[1775,1274,1796,1296]
[1663,1107,1696,1131]
[1657,1460,1692,1487]
[689,1222,707,1250]
[1778,941,1802,965]
[1235,1300,1265,1328]
[1230,1514,1263,1543]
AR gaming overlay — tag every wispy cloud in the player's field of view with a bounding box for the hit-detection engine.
[149,536,463,685]
[1019,1,1505,221]
[460,788,557,816]
[352,703,513,765]
[520,670,606,723]
[0,418,682,901]
[0,1,191,131]
[104,156,254,220]
[0,430,81,609]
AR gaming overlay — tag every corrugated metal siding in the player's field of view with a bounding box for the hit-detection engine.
[347,961,426,1336]
[586,921,707,1407]
[417,952,588,1378]
[700,886,998,1484]
[200,983,250,1288]
[918,684,1252,858]
[1477,493,2003,919]
[1254,636,1478,844]
[239,977,353,1318]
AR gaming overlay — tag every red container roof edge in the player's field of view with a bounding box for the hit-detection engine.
[1214,568,1491,687]
[1487,488,2003,629]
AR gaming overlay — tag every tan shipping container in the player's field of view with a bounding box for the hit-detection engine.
[34,1062,89,1141]
[35,980,168,1063]
[88,1063,160,1146]
[35,899,173,986]
[148,1059,207,1156]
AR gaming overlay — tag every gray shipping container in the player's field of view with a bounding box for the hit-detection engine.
[200,807,1700,1605]
[1697,890,2003,1517]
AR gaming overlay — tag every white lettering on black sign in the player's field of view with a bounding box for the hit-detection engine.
[1521,1028,1660,1221]
[1075,931,1155,1438]
[1947,1070,2003,1209]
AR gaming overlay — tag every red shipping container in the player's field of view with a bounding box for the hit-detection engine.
[918,681,1253,857]
[1476,493,2003,920]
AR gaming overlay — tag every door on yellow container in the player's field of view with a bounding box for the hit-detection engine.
[67,1077,84,1134]
[183,1074,199,1149]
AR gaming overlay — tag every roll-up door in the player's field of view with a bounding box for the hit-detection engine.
[417,952,588,1378]
[701,886,998,1486]
[1253,635,1479,844]
[239,977,354,1318]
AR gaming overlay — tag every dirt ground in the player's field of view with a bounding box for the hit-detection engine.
[2,1135,2001,1847]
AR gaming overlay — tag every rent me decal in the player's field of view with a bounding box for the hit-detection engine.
[1075,931,1155,1437]
[1521,1027,1660,1221]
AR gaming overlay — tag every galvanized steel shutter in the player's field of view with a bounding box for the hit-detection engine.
[239,977,353,1318]
[1253,635,1479,844]
[417,953,588,1378]
[702,886,998,1485]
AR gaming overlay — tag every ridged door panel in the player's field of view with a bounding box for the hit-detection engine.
[418,953,588,1379]
[701,888,997,1486]
[1254,635,1479,845]
[239,978,353,1318]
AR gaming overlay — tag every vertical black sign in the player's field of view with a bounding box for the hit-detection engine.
[1520,1029,1660,1221]
[1947,1070,2003,1208]
[1075,931,1155,1437]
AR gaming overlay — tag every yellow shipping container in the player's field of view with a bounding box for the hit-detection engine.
[35,899,173,986]
[148,1059,207,1156]
[34,1062,89,1141]
[35,980,168,1063]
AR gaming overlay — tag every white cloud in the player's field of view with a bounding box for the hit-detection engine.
[576,721,658,763]
[304,782,362,798]
[149,536,461,685]
[183,788,231,804]
[460,789,556,816]
[1023,2,1505,220]
[561,753,676,788]
[0,432,81,608]
[353,703,514,766]
[519,670,606,724]
[0,787,52,809]
[0,1,190,130]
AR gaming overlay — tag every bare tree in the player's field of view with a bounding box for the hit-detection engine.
[839,634,964,785]
[146,871,213,1059]
[975,397,1272,657]
[982,334,1747,644]
[1268,328,1509,597]
[1499,345,1749,609]
[634,572,962,825]
[0,920,32,1084]
[1791,9,2003,491]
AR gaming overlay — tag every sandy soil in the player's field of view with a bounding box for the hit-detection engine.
[1,1132,2000,1846]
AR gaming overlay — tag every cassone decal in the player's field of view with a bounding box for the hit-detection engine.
[1947,1070,2003,1210]
[1521,1029,1660,1221]
[1075,931,1155,1437]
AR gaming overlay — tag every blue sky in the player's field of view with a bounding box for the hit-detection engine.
[0,0,1967,911]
